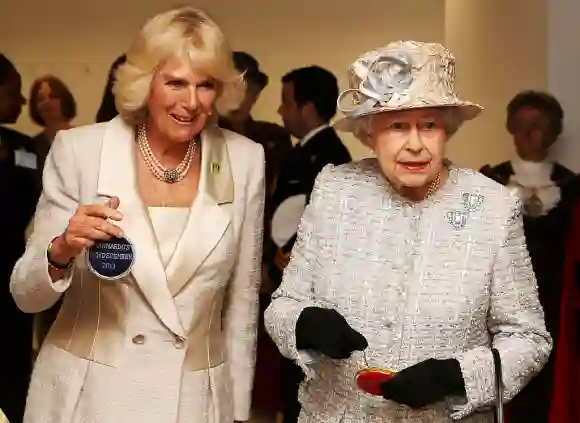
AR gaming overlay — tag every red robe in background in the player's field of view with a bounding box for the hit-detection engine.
[549,199,580,423]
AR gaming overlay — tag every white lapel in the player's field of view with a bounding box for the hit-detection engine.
[95,117,186,338]
[166,127,234,296]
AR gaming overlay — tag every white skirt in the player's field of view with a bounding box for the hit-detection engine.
[24,343,233,423]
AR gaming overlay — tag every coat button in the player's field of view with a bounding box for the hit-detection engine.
[132,334,146,345]
[173,338,185,349]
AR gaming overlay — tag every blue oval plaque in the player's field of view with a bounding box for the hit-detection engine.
[87,236,135,280]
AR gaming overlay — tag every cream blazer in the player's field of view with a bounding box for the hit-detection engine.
[10,117,265,423]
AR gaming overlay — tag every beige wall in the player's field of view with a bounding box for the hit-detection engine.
[0,0,546,167]
[548,0,580,172]
[445,0,548,169]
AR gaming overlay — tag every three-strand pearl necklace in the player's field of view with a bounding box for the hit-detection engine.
[137,124,197,183]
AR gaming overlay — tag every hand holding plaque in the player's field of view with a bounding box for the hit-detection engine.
[86,197,135,280]
[49,197,125,268]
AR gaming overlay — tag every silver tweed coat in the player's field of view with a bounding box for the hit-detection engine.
[264,160,552,423]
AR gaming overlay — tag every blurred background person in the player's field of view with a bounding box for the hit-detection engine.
[29,74,76,177]
[266,65,351,423]
[219,50,291,420]
[95,54,126,123]
[481,90,575,423]
[220,51,292,200]
[0,53,39,423]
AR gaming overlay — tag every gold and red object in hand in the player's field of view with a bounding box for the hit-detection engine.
[355,367,395,396]
[355,351,395,396]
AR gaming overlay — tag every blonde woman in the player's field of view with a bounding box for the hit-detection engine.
[265,41,551,423]
[11,6,264,423]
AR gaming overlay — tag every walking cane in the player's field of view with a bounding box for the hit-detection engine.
[491,348,504,423]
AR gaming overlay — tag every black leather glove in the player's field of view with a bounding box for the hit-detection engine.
[295,307,368,359]
[380,358,465,409]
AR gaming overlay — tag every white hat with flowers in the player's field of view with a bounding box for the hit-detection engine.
[334,40,483,132]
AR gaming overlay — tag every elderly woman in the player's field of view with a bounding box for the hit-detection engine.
[11,6,264,423]
[264,41,551,423]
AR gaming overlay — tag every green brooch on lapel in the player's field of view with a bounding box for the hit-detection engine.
[211,163,220,174]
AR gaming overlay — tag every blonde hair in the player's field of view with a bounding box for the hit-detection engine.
[113,6,244,125]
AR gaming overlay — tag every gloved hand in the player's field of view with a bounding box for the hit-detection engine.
[295,307,368,359]
[380,358,465,409]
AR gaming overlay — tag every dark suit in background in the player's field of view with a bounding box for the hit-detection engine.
[0,126,40,423]
[268,126,351,280]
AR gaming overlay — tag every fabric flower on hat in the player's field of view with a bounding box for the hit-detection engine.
[345,51,414,118]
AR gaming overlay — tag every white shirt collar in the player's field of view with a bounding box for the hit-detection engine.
[511,158,553,186]
[299,124,328,147]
